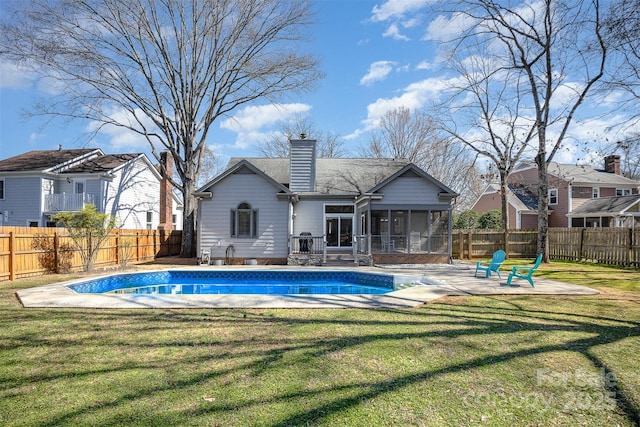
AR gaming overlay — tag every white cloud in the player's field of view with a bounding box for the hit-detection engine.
[425,13,477,42]
[359,76,463,131]
[0,60,35,89]
[219,103,312,153]
[383,23,410,41]
[360,61,396,86]
[416,60,434,71]
[219,103,311,133]
[86,106,157,151]
[29,132,45,143]
[371,0,432,22]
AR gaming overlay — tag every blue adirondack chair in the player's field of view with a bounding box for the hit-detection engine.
[474,250,507,278]
[506,254,543,287]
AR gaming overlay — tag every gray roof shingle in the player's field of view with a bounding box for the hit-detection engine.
[0,149,98,172]
[227,157,412,195]
[569,195,640,216]
[61,154,141,174]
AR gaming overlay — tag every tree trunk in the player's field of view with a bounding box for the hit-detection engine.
[536,153,549,262]
[180,180,197,258]
[499,170,510,257]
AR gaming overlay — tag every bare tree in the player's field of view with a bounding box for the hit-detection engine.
[438,50,533,251]
[445,0,607,261]
[259,115,347,158]
[361,107,433,165]
[1,0,322,257]
[197,146,223,188]
[603,0,640,121]
[613,134,640,179]
[361,107,480,209]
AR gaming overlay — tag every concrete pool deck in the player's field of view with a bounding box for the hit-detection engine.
[16,263,599,309]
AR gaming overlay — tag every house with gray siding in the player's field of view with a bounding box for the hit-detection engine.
[0,148,182,230]
[195,138,458,265]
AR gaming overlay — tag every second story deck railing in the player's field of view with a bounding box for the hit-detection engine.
[44,193,96,213]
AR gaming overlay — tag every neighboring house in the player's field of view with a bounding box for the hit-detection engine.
[472,183,539,229]
[472,155,640,228]
[567,195,640,228]
[195,137,458,265]
[0,148,182,230]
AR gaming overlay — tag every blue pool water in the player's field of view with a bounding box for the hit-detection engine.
[67,270,395,295]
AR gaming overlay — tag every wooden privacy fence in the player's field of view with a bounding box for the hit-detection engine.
[0,227,182,281]
[454,228,640,267]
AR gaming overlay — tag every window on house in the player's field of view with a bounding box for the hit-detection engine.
[0,179,4,199]
[172,214,177,228]
[74,180,84,194]
[616,188,631,196]
[231,202,258,238]
[146,211,153,229]
[548,188,558,205]
[592,187,599,198]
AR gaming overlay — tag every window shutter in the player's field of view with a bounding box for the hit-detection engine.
[230,210,236,237]
[252,209,258,237]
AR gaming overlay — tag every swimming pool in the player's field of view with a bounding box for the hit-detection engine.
[67,270,396,296]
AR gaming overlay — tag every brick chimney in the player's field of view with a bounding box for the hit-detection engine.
[604,155,621,175]
[289,135,317,192]
[158,152,174,231]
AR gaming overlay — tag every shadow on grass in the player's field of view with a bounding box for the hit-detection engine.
[0,296,639,426]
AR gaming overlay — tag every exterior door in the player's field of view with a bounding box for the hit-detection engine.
[325,216,353,248]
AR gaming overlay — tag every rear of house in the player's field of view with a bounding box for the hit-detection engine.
[196,137,458,265]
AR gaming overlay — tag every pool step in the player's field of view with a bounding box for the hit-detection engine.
[323,254,357,266]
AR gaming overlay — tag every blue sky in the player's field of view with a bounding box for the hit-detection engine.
[1,0,638,167]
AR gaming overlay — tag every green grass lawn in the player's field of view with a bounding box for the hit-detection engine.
[1,262,639,426]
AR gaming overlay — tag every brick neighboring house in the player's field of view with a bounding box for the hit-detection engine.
[0,148,182,230]
[472,155,640,228]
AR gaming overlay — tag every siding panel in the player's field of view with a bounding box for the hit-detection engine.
[199,172,289,259]
[0,177,43,226]
[378,176,442,205]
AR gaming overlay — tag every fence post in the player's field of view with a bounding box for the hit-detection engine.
[114,229,120,267]
[579,228,586,261]
[467,231,473,260]
[9,231,15,281]
[628,228,633,267]
[504,229,509,258]
[136,232,140,261]
[53,232,59,274]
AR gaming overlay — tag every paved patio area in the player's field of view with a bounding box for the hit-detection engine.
[16,263,599,309]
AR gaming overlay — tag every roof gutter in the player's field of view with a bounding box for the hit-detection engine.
[193,192,212,199]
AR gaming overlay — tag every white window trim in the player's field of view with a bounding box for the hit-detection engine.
[592,187,599,199]
[146,211,153,230]
[231,202,258,238]
[74,179,86,194]
[616,188,631,196]
[548,188,558,205]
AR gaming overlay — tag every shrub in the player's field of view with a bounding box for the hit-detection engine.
[478,209,502,229]
[454,210,480,229]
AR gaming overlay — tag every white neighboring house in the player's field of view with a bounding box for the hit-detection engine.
[0,148,182,230]
[195,137,459,265]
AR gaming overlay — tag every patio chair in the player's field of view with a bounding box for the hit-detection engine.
[506,254,543,287]
[474,250,507,278]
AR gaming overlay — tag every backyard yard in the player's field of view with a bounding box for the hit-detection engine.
[1,260,639,426]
